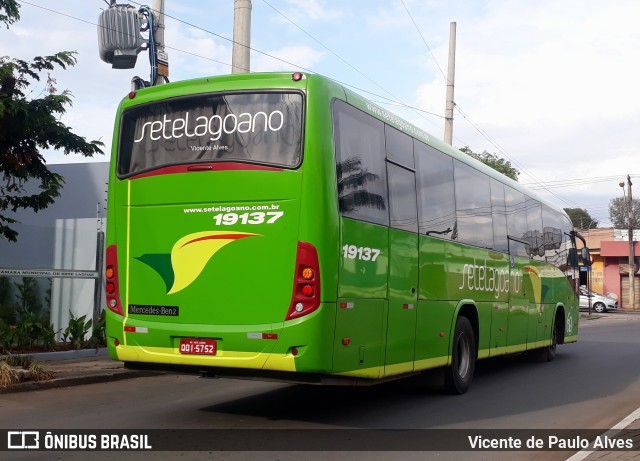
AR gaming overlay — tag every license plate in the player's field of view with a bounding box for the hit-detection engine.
[179,338,217,355]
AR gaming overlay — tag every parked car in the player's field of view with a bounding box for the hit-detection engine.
[579,288,617,313]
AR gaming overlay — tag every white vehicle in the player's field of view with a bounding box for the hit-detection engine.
[579,288,617,313]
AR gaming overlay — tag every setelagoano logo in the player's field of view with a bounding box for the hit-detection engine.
[133,110,286,143]
[135,231,259,294]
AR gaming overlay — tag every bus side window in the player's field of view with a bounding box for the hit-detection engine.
[387,163,418,233]
[453,160,493,249]
[415,142,456,239]
[333,100,389,226]
[505,186,528,257]
[490,178,509,252]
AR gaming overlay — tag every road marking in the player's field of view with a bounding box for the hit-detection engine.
[565,406,640,461]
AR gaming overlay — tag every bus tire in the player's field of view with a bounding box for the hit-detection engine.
[543,318,561,362]
[444,316,476,395]
[529,317,561,363]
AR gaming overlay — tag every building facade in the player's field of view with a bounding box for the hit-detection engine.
[580,227,640,309]
[0,162,109,334]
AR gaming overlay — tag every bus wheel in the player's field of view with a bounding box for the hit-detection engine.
[546,319,561,362]
[444,316,476,394]
[531,318,561,362]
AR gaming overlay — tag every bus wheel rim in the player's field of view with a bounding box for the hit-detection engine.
[457,333,471,378]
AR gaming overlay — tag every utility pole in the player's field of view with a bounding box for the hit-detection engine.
[152,0,168,85]
[232,0,252,74]
[627,175,635,308]
[444,22,456,145]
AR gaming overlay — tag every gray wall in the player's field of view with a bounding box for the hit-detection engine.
[0,162,109,332]
[0,162,109,267]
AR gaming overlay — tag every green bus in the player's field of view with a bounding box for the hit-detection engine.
[105,71,586,394]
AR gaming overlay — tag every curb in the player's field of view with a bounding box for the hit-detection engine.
[1,349,165,394]
[3,348,108,362]
[0,368,161,394]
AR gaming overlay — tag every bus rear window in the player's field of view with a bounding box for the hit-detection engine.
[118,92,303,177]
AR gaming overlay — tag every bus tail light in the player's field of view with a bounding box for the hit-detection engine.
[105,244,124,316]
[285,241,320,321]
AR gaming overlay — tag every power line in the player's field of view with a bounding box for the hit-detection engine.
[21,0,449,127]
[130,0,449,130]
[19,0,235,69]
[524,175,638,190]
[18,0,609,213]
[397,1,583,209]
[257,0,446,130]
[399,0,448,83]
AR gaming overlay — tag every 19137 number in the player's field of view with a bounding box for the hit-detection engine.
[342,245,381,261]
[213,211,283,226]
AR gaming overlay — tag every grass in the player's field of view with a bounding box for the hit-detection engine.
[3,354,33,367]
[0,355,54,387]
[0,360,20,387]
[28,362,55,381]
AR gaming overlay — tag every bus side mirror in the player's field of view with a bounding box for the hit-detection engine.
[581,248,592,266]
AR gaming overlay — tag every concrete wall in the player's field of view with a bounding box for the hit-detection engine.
[0,162,109,331]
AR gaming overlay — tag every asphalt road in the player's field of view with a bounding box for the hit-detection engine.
[3,312,640,461]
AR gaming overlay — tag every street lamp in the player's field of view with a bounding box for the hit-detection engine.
[620,177,635,309]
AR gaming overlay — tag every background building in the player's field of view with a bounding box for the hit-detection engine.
[0,162,109,336]
[580,227,640,308]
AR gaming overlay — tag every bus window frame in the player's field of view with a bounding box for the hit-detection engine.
[116,89,306,179]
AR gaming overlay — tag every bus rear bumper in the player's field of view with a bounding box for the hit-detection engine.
[105,303,336,374]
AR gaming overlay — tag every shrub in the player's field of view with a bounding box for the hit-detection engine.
[0,360,19,387]
[62,312,92,350]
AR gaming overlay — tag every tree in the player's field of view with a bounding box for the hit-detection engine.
[564,208,598,230]
[608,197,640,229]
[0,0,19,28]
[458,146,519,181]
[0,1,104,242]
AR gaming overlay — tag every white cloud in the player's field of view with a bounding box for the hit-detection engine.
[282,0,344,22]
[3,0,638,217]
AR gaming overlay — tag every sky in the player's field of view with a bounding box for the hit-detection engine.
[3,0,640,227]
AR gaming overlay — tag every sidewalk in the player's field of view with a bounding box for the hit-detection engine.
[574,413,640,461]
[0,351,160,394]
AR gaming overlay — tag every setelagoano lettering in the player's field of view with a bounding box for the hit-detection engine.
[134,110,285,143]
[458,257,516,299]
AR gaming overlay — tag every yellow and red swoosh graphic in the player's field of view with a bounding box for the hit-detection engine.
[168,231,257,294]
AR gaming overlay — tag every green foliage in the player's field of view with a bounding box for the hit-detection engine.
[459,146,520,181]
[564,208,598,230]
[0,322,15,353]
[44,278,52,317]
[33,320,59,351]
[12,311,59,351]
[14,277,42,318]
[0,0,20,28]
[0,2,104,242]
[88,309,106,349]
[609,197,640,229]
[62,311,92,350]
[0,306,58,352]
[13,312,39,349]
[0,276,16,324]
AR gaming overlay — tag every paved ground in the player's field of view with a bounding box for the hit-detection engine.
[0,354,158,394]
[1,311,639,459]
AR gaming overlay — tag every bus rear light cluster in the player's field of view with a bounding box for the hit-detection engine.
[285,241,320,321]
[105,244,124,316]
